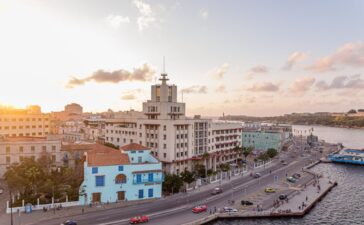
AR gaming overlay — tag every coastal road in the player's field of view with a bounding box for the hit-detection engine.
[34,147,323,225]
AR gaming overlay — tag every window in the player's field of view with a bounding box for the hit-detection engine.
[52,146,56,151]
[115,174,127,184]
[136,174,142,183]
[148,188,153,198]
[148,173,154,182]
[6,146,10,154]
[131,150,136,154]
[118,165,124,171]
[163,153,167,158]
[19,146,23,153]
[138,189,144,199]
[42,146,46,152]
[95,175,105,187]
[92,167,98,174]
[52,155,56,163]
[138,156,142,163]
[6,156,10,164]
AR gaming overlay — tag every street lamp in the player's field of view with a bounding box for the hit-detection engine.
[9,189,13,225]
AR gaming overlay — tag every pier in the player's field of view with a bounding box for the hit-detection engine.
[183,175,337,225]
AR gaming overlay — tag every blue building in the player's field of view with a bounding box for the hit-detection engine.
[79,143,163,204]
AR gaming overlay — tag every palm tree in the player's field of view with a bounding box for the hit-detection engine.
[201,152,210,178]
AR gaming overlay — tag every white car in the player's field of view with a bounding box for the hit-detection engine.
[0,188,3,194]
[223,207,238,212]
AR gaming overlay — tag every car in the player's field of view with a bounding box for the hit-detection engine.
[264,187,276,193]
[192,205,207,213]
[60,220,77,225]
[0,187,4,194]
[287,177,296,183]
[279,194,287,200]
[253,173,261,178]
[211,187,223,195]
[241,200,254,206]
[292,173,301,179]
[223,207,238,212]
[129,215,149,224]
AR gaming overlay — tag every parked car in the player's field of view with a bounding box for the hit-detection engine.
[287,177,296,183]
[60,220,77,225]
[223,207,238,213]
[292,173,301,179]
[0,187,4,194]
[264,187,276,193]
[192,205,207,213]
[279,194,287,200]
[253,173,261,178]
[129,215,149,224]
[241,200,254,206]
[211,187,223,195]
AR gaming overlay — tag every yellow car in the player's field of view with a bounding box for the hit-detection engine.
[264,188,276,193]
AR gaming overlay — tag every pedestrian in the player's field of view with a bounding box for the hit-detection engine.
[214,206,217,213]
[306,196,308,201]
[82,208,84,214]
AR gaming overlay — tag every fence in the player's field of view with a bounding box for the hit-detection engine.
[6,198,79,214]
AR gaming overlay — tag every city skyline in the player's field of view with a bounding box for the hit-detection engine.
[1,0,364,116]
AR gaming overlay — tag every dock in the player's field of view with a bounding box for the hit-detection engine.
[182,177,337,225]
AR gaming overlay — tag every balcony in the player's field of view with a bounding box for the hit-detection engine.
[133,178,164,185]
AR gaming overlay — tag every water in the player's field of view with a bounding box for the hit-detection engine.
[292,125,364,149]
[211,163,364,225]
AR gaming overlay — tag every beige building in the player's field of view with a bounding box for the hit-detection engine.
[0,136,62,177]
[0,106,51,138]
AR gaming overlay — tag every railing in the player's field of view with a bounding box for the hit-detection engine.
[133,178,163,184]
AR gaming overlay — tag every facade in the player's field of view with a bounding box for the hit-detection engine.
[242,125,292,152]
[65,103,83,115]
[0,106,51,138]
[0,136,62,177]
[79,143,162,204]
[104,73,243,174]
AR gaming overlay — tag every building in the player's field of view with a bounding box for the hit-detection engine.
[242,125,292,152]
[104,73,243,174]
[0,106,51,138]
[0,136,62,177]
[79,143,163,204]
[65,103,83,115]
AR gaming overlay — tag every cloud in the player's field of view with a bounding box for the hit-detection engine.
[106,14,130,29]
[181,85,207,94]
[66,64,155,88]
[282,52,308,70]
[307,42,364,73]
[215,85,226,93]
[212,63,229,79]
[245,65,268,79]
[121,89,143,100]
[199,8,209,20]
[315,75,364,91]
[133,0,155,31]
[289,76,315,95]
[246,82,280,92]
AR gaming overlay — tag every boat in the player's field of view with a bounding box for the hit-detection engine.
[328,149,364,165]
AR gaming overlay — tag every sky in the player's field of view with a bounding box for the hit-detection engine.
[0,0,364,116]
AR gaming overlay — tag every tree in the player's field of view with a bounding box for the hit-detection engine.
[243,147,253,160]
[258,153,270,162]
[180,170,196,185]
[219,163,230,172]
[162,174,183,194]
[201,152,210,178]
[348,109,357,114]
[195,164,207,178]
[266,148,278,158]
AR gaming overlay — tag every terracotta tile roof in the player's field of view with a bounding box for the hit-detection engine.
[120,143,150,151]
[87,144,130,166]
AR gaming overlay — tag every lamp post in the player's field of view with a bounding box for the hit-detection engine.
[9,190,13,225]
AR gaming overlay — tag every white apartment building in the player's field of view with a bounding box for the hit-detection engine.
[0,106,51,138]
[105,73,243,174]
[0,136,62,177]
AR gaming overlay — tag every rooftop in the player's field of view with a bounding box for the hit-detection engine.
[120,143,150,151]
[86,144,130,166]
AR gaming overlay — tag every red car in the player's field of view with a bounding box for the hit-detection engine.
[192,205,207,213]
[129,215,149,224]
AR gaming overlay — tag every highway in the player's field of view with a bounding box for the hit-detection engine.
[35,142,330,225]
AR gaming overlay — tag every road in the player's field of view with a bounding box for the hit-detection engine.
[34,143,332,225]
